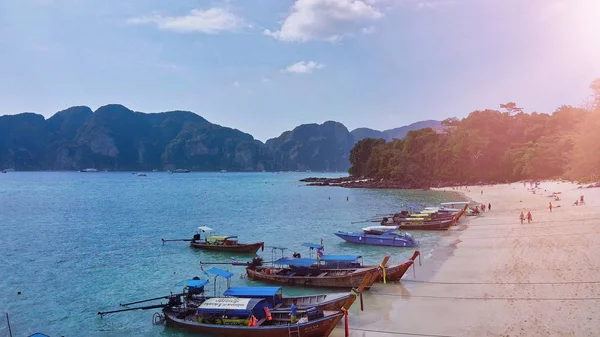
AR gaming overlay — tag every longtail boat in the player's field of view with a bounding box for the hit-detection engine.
[204,268,353,311]
[223,286,351,311]
[335,226,418,247]
[296,243,420,282]
[162,226,264,254]
[162,272,375,337]
[381,205,468,230]
[246,255,389,289]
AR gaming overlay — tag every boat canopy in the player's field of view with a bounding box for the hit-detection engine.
[275,257,317,267]
[175,279,209,288]
[206,235,237,241]
[302,242,324,249]
[363,225,399,232]
[320,255,361,262]
[224,286,282,298]
[206,268,234,279]
[197,297,268,317]
[198,226,214,232]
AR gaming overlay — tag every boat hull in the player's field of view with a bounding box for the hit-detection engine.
[164,309,342,337]
[334,232,417,247]
[190,241,264,254]
[283,293,350,311]
[397,219,456,230]
[246,267,378,289]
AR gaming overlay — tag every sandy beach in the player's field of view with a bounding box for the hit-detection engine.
[332,181,600,337]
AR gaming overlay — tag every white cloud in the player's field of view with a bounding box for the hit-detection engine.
[233,81,240,87]
[127,8,246,34]
[264,0,383,42]
[284,61,325,74]
[361,26,375,34]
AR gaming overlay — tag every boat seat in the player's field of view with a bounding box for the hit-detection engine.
[317,272,328,277]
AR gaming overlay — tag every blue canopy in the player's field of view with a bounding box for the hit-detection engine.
[224,286,282,298]
[175,279,209,288]
[302,242,323,249]
[275,257,317,267]
[206,268,234,279]
[198,297,268,318]
[320,255,361,262]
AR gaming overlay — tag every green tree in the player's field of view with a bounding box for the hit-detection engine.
[348,138,385,177]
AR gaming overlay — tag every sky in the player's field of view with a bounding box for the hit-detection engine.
[0,0,599,141]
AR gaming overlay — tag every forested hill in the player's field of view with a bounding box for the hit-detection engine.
[0,104,438,172]
[348,79,600,187]
[0,104,271,171]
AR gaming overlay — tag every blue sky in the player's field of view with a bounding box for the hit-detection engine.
[1,0,599,141]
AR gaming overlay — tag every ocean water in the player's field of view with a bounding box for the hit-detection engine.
[0,172,462,336]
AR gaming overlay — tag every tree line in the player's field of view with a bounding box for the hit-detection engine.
[349,79,600,187]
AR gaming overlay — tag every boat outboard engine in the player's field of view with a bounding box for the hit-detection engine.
[168,295,183,307]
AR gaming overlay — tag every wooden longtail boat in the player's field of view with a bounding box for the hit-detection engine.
[162,272,375,337]
[222,286,351,311]
[162,226,264,254]
[384,205,468,230]
[307,251,420,282]
[246,256,389,289]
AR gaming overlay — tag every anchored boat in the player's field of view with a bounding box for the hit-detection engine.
[334,226,418,247]
[162,272,374,337]
[162,226,264,254]
[246,255,389,289]
[99,271,376,337]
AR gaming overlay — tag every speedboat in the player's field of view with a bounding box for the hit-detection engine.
[334,226,417,247]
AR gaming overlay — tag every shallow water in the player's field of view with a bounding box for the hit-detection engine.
[0,172,463,336]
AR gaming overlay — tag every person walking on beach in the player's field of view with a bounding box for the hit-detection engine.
[482,204,486,212]
[488,203,491,211]
[527,211,532,223]
[549,202,553,212]
[519,212,525,224]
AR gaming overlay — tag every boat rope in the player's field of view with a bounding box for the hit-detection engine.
[466,216,600,227]
[463,221,600,231]
[349,328,456,337]
[459,231,600,240]
[400,279,600,285]
[371,293,600,301]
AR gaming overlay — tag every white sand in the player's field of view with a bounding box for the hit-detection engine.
[332,181,600,337]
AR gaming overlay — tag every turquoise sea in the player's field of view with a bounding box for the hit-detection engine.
[0,172,462,336]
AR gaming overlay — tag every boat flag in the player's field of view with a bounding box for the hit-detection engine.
[200,263,210,277]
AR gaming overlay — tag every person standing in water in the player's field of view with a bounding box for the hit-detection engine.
[527,211,532,223]
[549,202,553,212]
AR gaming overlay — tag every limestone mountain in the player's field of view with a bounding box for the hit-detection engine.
[351,120,442,142]
[265,121,356,172]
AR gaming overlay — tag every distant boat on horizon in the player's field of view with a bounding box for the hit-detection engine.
[79,168,98,172]
[3,168,15,172]
[170,169,191,173]
[220,169,227,173]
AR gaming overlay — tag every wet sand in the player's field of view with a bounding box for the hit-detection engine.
[332,181,600,337]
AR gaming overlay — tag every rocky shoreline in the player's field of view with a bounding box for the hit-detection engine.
[300,177,430,189]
